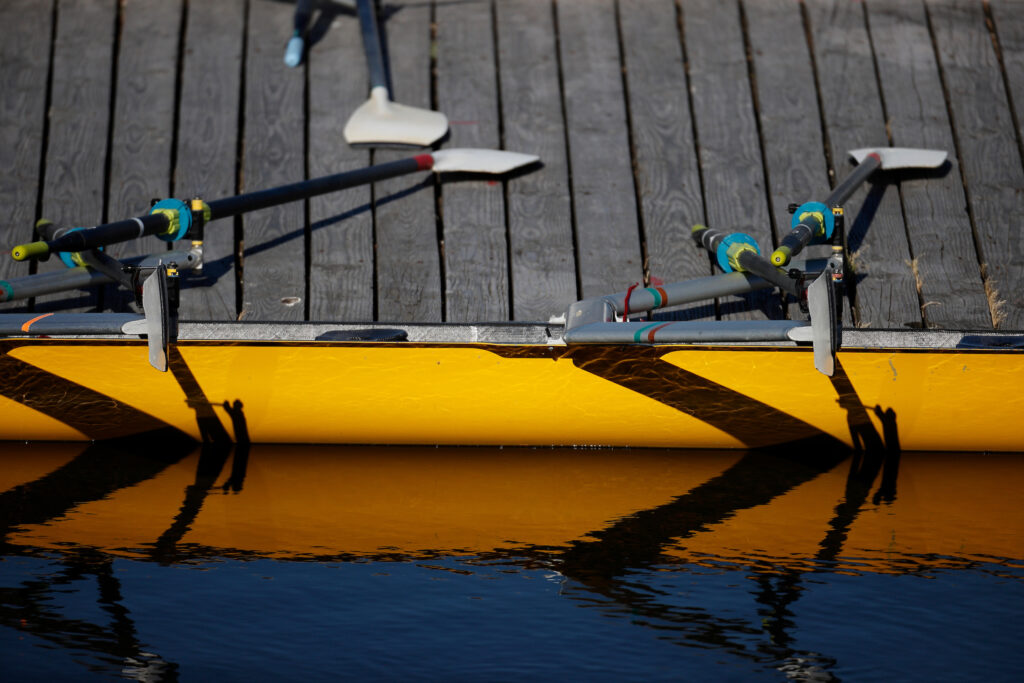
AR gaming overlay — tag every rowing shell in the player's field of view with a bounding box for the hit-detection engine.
[2,322,1022,451]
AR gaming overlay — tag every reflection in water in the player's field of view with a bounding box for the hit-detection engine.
[1,440,1022,679]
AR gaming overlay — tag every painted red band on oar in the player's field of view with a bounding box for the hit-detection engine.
[646,322,673,342]
[648,286,668,308]
[414,154,434,171]
[21,313,53,332]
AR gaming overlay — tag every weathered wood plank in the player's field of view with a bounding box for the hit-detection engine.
[495,0,576,322]
[435,0,507,322]
[372,1,442,321]
[683,0,777,321]
[240,0,307,321]
[0,0,52,311]
[104,0,182,312]
[805,0,920,328]
[619,0,708,320]
[36,0,118,312]
[557,0,643,300]
[866,0,990,329]
[175,0,245,321]
[105,0,181,259]
[991,0,1024,147]
[928,0,1024,329]
[744,0,835,322]
[308,4,374,321]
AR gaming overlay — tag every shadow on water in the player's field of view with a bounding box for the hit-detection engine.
[0,352,906,680]
[524,354,905,676]
[0,435,198,680]
[1,346,252,677]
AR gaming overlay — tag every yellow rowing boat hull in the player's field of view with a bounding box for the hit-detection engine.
[2,337,1022,451]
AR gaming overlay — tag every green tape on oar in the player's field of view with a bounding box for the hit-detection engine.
[12,241,49,262]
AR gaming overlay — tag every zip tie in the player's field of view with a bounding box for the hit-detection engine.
[623,282,639,321]
[132,217,145,236]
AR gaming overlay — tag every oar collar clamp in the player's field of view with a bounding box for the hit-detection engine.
[150,198,193,242]
[718,233,760,273]
[790,201,834,240]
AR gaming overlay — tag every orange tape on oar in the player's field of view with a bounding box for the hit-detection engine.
[21,313,54,333]
[632,322,673,342]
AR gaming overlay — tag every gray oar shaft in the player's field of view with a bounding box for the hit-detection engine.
[606,271,772,313]
[0,268,103,302]
[567,270,785,329]
[0,249,199,302]
[826,152,882,206]
[565,320,808,344]
[0,313,141,336]
[357,0,388,90]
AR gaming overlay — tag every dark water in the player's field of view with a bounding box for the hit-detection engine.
[1,440,1022,681]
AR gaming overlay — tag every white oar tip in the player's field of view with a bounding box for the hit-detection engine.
[343,88,449,147]
[430,148,539,174]
[849,147,948,170]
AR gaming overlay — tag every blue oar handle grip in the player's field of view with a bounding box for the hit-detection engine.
[284,35,304,68]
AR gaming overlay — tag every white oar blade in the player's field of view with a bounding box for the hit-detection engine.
[849,147,947,170]
[807,270,838,377]
[431,148,539,174]
[343,86,448,147]
[142,268,169,372]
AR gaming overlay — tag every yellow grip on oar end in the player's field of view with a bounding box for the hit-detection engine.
[770,246,792,267]
[150,208,180,237]
[12,241,49,261]
[726,241,759,273]
[691,224,708,235]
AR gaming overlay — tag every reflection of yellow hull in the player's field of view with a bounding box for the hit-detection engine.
[673,452,1024,573]
[3,445,739,558]
[5,446,1022,574]
[2,337,1023,451]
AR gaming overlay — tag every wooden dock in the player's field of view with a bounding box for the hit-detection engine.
[1,0,1022,329]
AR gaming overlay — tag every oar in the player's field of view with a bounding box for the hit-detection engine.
[343,0,448,146]
[691,225,800,297]
[11,148,538,262]
[770,147,947,267]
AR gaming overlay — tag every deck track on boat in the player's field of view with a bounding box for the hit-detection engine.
[1,0,1022,330]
